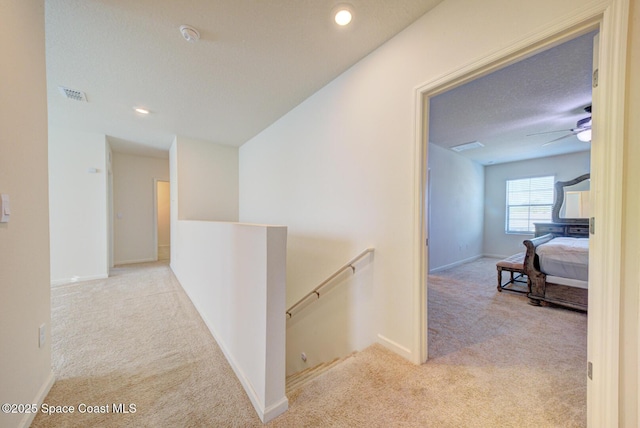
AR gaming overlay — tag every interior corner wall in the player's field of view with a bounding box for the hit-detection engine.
[49,127,109,284]
[112,152,169,264]
[175,136,239,222]
[483,151,591,257]
[0,1,54,427]
[239,0,606,359]
[427,143,484,272]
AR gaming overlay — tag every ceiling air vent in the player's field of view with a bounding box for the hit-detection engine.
[58,86,87,102]
[451,140,484,152]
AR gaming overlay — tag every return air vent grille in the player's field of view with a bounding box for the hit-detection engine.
[451,140,484,152]
[58,86,87,102]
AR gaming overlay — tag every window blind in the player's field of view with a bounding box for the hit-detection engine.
[506,176,554,233]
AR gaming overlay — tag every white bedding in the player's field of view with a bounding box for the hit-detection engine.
[536,237,589,282]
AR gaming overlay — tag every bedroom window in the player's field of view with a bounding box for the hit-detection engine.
[505,175,554,233]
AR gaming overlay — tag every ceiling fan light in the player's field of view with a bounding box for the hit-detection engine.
[577,117,592,128]
[577,129,591,142]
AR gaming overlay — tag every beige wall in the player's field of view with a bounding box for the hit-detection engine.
[112,152,169,264]
[175,136,239,222]
[620,0,639,425]
[0,1,54,427]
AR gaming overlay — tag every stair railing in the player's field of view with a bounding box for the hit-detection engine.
[286,248,374,318]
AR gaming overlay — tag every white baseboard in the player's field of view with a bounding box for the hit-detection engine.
[51,273,108,286]
[483,253,510,259]
[429,254,482,274]
[262,396,289,423]
[19,370,55,428]
[377,334,413,361]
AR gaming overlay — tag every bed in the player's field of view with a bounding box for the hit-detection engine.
[522,233,588,311]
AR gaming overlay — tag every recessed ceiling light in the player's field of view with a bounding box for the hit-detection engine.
[334,7,353,26]
[134,107,150,115]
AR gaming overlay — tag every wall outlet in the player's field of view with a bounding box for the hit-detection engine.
[39,323,46,348]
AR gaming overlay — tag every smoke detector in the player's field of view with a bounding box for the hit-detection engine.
[58,86,87,102]
[179,25,200,43]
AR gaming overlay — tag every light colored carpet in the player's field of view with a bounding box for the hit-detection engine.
[32,258,586,427]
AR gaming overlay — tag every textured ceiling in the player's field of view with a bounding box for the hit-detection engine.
[45,0,444,157]
[429,31,596,165]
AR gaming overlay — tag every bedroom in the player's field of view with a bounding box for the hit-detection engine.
[427,30,594,277]
[424,29,594,424]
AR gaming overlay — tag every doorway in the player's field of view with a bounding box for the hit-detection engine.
[421,22,599,358]
[423,32,594,425]
[155,180,170,261]
[414,5,628,425]
[427,29,595,272]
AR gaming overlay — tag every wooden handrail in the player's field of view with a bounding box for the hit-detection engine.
[286,248,374,318]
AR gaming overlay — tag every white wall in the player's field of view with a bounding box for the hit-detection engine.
[483,151,591,257]
[112,152,169,264]
[428,144,484,272]
[171,221,288,423]
[240,0,610,363]
[49,128,108,284]
[427,147,591,267]
[285,250,375,375]
[0,1,54,427]
[175,136,238,222]
[170,138,286,422]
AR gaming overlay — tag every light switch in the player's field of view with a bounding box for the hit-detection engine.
[0,194,9,223]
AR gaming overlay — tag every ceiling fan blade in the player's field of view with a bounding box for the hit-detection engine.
[541,133,577,147]
[527,129,572,136]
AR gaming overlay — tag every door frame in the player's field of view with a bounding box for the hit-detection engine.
[412,1,629,426]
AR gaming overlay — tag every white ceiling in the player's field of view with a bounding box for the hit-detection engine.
[45,0,444,157]
[429,31,596,165]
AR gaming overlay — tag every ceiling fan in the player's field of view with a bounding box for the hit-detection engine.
[528,105,592,146]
